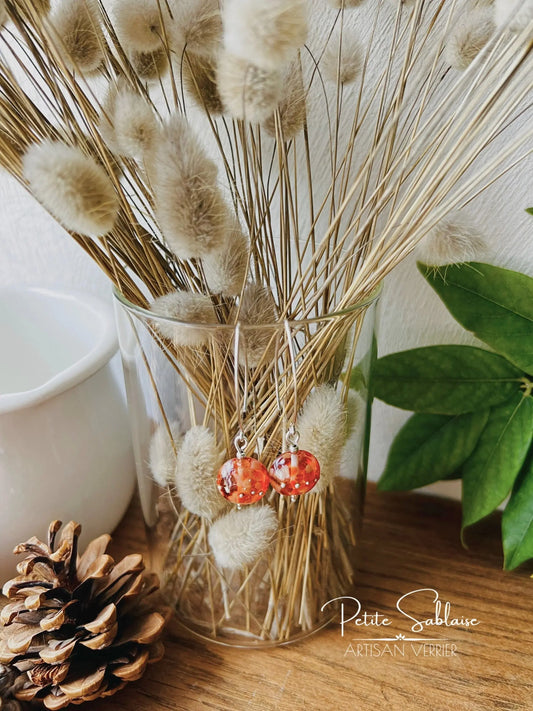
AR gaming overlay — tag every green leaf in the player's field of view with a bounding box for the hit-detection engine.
[374,345,522,414]
[526,208,533,216]
[462,394,533,530]
[349,365,366,392]
[420,262,533,373]
[502,448,533,570]
[379,410,489,491]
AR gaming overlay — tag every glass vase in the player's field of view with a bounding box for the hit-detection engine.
[114,288,379,647]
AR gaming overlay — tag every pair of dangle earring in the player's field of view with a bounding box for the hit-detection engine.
[217,320,321,508]
[217,425,321,508]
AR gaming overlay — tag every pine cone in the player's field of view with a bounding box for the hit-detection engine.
[0,521,166,709]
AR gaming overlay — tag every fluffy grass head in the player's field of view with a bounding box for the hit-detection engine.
[323,31,363,84]
[223,0,307,71]
[151,115,229,259]
[445,7,495,71]
[22,140,119,236]
[101,85,158,159]
[148,420,184,487]
[174,426,227,520]
[150,290,218,348]
[263,64,307,140]
[50,0,104,74]
[298,385,347,494]
[203,218,250,296]
[182,52,224,115]
[172,0,223,58]
[208,505,278,570]
[416,212,487,266]
[218,52,283,123]
[113,0,164,53]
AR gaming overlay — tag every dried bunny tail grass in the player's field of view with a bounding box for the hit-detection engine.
[130,48,169,81]
[203,218,249,296]
[174,426,227,520]
[50,0,104,74]
[102,86,159,159]
[344,390,366,443]
[208,506,278,570]
[150,290,217,348]
[495,0,533,32]
[223,0,307,71]
[416,212,487,266]
[182,52,223,115]
[171,0,223,58]
[322,31,363,85]
[218,52,283,123]
[339,390,367,479]
[263,63,306,140]
[114,90,158,158]
[22,140,119,237]
[445,7,495,71]
[149,420,184,487]
[112,0,165,53]
[0,1,7,27]
[298,385,347,494]
[236,283,278,367]
[151,115,229,259]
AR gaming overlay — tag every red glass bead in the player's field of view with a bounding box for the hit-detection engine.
[217,457,270,505]
[269,450,320,496]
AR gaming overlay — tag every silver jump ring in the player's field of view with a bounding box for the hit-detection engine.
[234,431,248,457]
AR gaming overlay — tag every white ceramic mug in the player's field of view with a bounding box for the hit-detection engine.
[0,287,136,580]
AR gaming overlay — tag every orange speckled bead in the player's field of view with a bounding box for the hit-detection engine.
[217,457,270,505]
[269,450,320,496]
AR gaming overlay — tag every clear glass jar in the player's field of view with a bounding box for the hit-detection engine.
[114,288,379,647]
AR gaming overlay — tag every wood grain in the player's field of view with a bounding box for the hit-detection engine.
[90,485,533,711]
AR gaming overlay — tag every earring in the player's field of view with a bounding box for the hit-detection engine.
[269,321,320,498]
[217,321,270,508]
[269,423,320,497]
[217,431,270,507]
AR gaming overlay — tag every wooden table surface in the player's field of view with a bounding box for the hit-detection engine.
[91,485,533,711]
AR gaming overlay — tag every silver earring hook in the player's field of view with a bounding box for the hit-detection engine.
[233,321,249,455]
[284,319,299,432]
[273,330,282,415]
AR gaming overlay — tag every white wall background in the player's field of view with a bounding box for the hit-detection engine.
[1,0,532,495]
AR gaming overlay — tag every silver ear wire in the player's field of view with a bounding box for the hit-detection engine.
[233,321,246,452]
[284,319,299,438]
[273,327,282,416]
